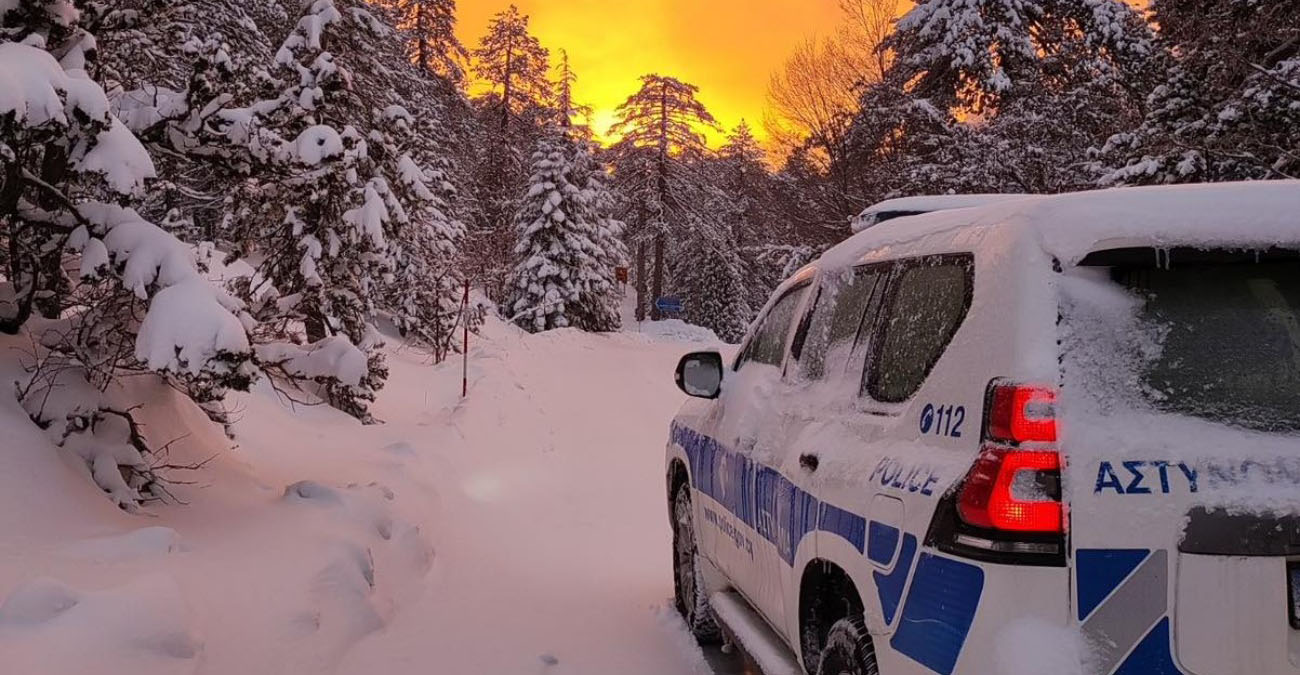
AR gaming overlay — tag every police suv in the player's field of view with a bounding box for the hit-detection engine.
[665,182,1300,675]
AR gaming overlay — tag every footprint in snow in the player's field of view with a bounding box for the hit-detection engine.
[382,440,417,457]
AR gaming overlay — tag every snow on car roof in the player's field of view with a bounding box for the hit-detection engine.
[856,193,1035,216]
[821,181,1300,273]
[850,193,1037,233]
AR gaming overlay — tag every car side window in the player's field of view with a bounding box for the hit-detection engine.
[797,266,887,381]
[737,284,808,369]
[864,255,974,403]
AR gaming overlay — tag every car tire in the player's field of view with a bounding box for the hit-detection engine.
[672,485,721,644]
[817,617,879,675]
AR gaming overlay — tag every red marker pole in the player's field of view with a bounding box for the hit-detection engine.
[461,276,470,398]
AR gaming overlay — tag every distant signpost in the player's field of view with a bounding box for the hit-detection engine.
[655,296,683,316]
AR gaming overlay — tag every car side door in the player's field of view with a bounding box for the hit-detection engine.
[703,280,813,623]
[776,263,896,645]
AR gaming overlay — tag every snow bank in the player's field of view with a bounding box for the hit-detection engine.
[634,318,725,345]
[61,527,182,562]
[0,575,201,675]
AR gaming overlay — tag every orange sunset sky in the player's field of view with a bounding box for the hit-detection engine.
[455,0,848,146]
[454,1,1150,147]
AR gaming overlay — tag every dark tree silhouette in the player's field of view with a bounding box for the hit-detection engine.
[473,4,551,132]
[390,0,468,83]
[609,75,718,320]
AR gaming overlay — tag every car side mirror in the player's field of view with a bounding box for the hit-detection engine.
[675,351,724,399]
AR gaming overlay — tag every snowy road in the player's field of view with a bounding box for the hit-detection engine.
[332,321,732,674]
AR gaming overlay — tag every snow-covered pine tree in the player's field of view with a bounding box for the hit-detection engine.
[546,56,623,331]
[716,122,787,316]
[675,247,751,344]
[506,120,627,334]
[568,141,627,332]
[882,0,1044,114]
[231,0,395,421]
[91,0,285,232]
[1102,0,1300,184]
[506,133,587,332]
[376,105,467,361]
[1,2,257,505]
[717,122,767,244]
[671,180,753,343]
[608,75,719,322]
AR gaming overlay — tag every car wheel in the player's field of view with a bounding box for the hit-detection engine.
[672,485,721,643]
[817,617,879,675]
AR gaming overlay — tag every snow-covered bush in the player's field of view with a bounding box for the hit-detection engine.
[0,9,256,505]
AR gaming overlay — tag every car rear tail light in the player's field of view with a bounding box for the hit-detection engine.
[925,380,1067,566]
[956,446,1062,532]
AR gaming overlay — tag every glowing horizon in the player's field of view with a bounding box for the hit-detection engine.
[455,1,845,148]
[455,1,1151,149]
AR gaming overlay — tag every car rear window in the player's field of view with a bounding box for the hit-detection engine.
[1102,251,1300,433]
[864,255,974,403]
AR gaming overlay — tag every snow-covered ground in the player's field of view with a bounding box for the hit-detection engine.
[0,314,726,675]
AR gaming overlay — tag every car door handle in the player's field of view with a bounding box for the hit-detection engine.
[799,453,820,472]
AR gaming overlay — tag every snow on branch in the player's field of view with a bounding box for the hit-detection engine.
[72,204,253,378]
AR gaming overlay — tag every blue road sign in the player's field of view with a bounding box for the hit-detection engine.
[655,296,683,314]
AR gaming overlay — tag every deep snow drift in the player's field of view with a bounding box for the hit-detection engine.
[0,314,722,675]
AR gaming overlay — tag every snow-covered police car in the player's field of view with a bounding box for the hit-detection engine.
[666,181,1300,675]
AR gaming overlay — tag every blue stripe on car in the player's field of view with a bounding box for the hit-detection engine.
[890,553,985,675]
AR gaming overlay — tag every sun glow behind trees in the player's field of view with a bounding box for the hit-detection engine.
[455,0,844,147]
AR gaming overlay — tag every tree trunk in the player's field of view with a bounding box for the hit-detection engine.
[0,161,34,335]
[34,249,65,319]
[501,46,513,133]
[635,240,647,322]
[34,146,67,319]
[305,309,327,343]
[416,3,428,71]
[650,233,665,321]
